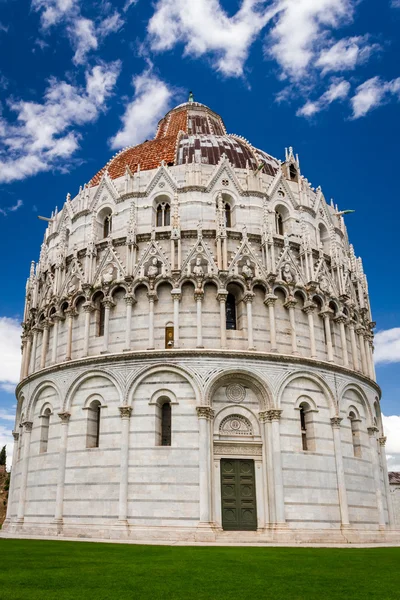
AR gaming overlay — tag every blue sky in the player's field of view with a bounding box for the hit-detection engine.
[0,0,399,467]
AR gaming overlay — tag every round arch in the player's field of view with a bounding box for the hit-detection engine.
[276,371,337,416]
[63,369,124,412]
[204,369,272,410]
[27,380,61,420]
[339,383,374,426]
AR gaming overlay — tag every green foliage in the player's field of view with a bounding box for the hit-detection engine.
[0,446,6,467]
[0,541,399,600]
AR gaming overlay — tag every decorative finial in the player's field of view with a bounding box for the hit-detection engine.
[188,91,194,103]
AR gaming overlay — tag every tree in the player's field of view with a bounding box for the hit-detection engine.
[0,445,6,467]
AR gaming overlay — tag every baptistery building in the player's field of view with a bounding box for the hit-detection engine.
[4,97,397,543]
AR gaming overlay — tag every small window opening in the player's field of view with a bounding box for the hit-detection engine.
[86,400,101,448]
[161,402,171,446]
[39,408,51,454]
[299,401,315,451]
[226,293,237,330]
[289,164,298,181]
[275,211,284,235]
[300,406,308,451]
[224,203,231,228]
[349,411,362,458]
[98,302,105,337]
[156,204,163,227]
[156,203,171,227]
[103,214,112,238]
[164,204,171,226]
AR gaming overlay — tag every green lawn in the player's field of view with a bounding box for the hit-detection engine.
[0,539,398,600]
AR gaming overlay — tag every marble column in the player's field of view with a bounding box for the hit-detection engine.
[365,336,375,380]
[4,431,20,524]
[23,334,32,379]
[268,409,286,526]
[244,292,255,350]
[40,320,50,369]
[196,406,214,524]
[195,291,204,348]
[303,302,317,359]
[368,426,386,529]
[54,412,71,525]
[20,338,27,380]
[30,327,39,373]
[264,294,278,353]
[124,295,135,351]
[16,421,33,523]
[101,298,115,354]
[284,297,298,355]
[330,417,350,528]
[378,436,395,527]
[83,302,94,357]
[171,290,181,348]
[147,292,157,350]
[321,309,334,362]
[259,411,274,525]
[118,406,132,523]
[356,327,368,376]
[64,309,75,361]
[217,291,228,349]
[349,322,360,371]
[50,315,62,365]
[335,315,349,367]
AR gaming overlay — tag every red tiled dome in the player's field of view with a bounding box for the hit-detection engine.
[90,101,279,186]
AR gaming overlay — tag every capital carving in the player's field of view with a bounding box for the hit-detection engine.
[330,417,342,428]
[319,308,334,320]
[12,431,19,441]
[119,406,132,419]
[83,302,95,313]
[102,297,115,310]
[264,294,277,307]
[334,313,347,325]
[196,406,214,420]
[378,436,387,447]
[171,290,182,302]
[124,294,136,306]
[355,326,366,337]
[194,290,204,301]
[243,292,255,304]
[367,426,379,436]
[23,420,33,432]
[284,298,297,310]
[58,412,71,423]
[302,301,316,314]
[267,409,282,421]
[258,411,271,423]
[64,308,77,318]
[147,291,158,302]
[217,290,228,303]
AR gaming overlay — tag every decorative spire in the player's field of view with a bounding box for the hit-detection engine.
[188,91,194,103]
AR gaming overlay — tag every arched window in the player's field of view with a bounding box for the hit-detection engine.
[319,223,330,253]
[98,302,105,337]
[224,203,231,228]
[161,401,171,446]
[298,401,315,451]
[39,407,51,453]
[156,202,171,227]
[275,211,284,235]
[103,214,112,238]
[226,293,237,330]
[86,400,101,448]
[349,411,362,458]
[289,164,298,181]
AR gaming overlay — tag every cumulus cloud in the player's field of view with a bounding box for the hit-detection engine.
[32,0,124,65]
[0,317,21,393]
[374,327,400,364]
[110,70,174,149]
[267,0,356,79]
[382,414,400,471]
[350,76,400,119]
[148,0,277,77]
[315,36,381,75]
[297,78,350,116]
[0,62,121,183]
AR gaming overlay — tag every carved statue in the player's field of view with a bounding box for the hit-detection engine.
[147,257,159,278]
[282,262,294,284]
[102,265,114,285]
[242,259,254,280]
[193,256,204,277]
[319,274,331,294]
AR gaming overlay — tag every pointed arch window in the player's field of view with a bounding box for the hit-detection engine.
[86,400,101,448]
[275,211,284,235]
[164,204,171,226]
[226,293,237,330]
[349,411,362,458]
[103,214,112,238]
[39,407,51,454]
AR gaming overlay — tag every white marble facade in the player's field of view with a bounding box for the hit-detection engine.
[4,100,398,543]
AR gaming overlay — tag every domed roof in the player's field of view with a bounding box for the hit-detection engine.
[90,99,280,186]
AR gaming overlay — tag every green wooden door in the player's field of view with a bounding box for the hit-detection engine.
[220,459,257,531]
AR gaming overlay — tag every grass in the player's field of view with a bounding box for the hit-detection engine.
[0,539,399,600]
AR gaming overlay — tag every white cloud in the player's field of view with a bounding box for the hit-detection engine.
[297,78,350,116]
[382,414,400,471]
[110,70,174,149]
[98,12,124,37]
[350,76,400,119]
[124,0,138,11]
[32,0,78,29]
[0,62,121,183]
[316,36,381,75]
[8,200,23,212]
[391,0,400,7]
[374,327,400,364]
[0,409,16,422]
[68,17,98,66]
[147,0,277,77]
[267,0,356,79]
[0,317,21,391]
